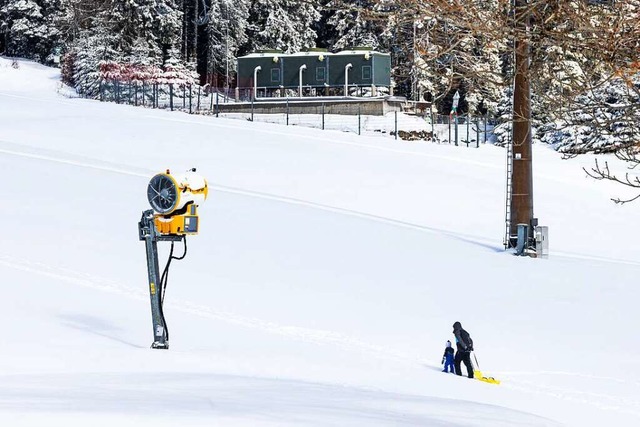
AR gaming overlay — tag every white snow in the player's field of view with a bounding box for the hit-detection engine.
[1,56,639,426]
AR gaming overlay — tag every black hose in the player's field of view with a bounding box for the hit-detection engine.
[158,235,187,342]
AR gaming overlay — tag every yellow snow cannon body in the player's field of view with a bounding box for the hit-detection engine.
[146,169,208,236]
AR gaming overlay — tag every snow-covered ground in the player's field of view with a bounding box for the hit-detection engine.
[1,57,639,426]
[218,110,490,145]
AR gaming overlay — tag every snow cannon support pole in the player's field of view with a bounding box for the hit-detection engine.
[139,210,166,348]
[139,210,179,349]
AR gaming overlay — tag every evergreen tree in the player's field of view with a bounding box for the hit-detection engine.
[545,73,640,154]
[386,1,505,109]
[325,0,382,51]
[64,28,119,95]
[102,0,180,64]
[243,0,320,53]
[204,0,249,88]
[313,0,337,50]
[61,0,185,96]
[0,0,63,63]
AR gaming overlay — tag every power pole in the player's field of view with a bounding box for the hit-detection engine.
[508,0,534,247]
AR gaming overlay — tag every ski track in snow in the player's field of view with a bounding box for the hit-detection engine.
[0,141,499,251]
[1,140,638,267]
[3,253,640,419]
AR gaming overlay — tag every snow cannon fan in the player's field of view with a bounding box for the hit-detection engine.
[147,169,208,235]
[138,168,208,350]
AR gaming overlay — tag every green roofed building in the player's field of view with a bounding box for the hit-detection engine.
[236,50,285,90]
[326,49,391,88]
[237,48,391,99]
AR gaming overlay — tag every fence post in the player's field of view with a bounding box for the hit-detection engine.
[134,83,138,106]
[153,83,157,108]
[116,80,120,104]
[430,110,435,141]
[394,111,398,140]
[358,105,361,135]
[182,85,186,109]
[322,103,325,130]
[466,115,470,146]
[251,98,254,122]
[286,97,289,126]
[455,115,459,146]
[448,117,451,144]
[476,117,480,148]
[215,92,219,117]
[99,80,104,102]
[197,86,201,112]
[189,84,193,114]
[169,84,174,111]
[484,115,488,143]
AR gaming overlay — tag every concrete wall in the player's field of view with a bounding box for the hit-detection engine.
[215,98,405,116]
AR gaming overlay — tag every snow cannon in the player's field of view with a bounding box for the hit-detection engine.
[139,168,208,349]
[146,169,208,235]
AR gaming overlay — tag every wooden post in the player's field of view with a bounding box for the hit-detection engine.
[509,0,534,247]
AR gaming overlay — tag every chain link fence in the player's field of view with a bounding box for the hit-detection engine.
[97,80,495,145]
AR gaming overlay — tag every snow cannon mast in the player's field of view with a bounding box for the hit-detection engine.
[138,168,208,349]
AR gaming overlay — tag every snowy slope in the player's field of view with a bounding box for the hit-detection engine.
[1,57,639,426]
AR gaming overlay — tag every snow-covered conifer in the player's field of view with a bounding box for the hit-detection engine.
[0,0,63,62]
[205,0,249,88]
[244,0,321,53]
[325,0,382,51]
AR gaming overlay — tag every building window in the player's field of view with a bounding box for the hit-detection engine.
[316,67,326,81]
[362,66,372,80]
[271,68,281,83]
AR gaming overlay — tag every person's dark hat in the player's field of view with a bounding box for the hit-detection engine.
[453,321,462,330]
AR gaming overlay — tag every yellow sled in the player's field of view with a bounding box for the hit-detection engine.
[474,370,500,385]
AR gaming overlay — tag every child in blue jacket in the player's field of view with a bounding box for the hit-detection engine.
[442,340,455,373]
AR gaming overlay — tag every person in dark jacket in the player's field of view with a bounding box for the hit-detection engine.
[452,321,474,378]
[441,340,455,373]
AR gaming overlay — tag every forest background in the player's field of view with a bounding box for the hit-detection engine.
[0,0,638,154]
